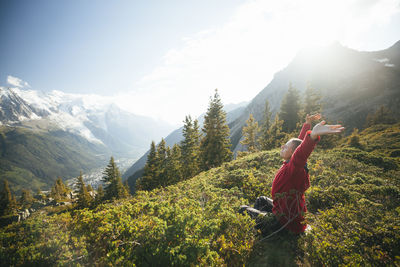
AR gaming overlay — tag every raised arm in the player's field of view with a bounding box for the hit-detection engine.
[298,114,321,140]
[292,119,344,168]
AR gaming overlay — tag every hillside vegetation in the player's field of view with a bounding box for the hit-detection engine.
[0,123,399,266]
[0,127,108,192]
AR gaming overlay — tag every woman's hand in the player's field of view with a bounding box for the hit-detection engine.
[306,113,322,125]
[310,120,345,140]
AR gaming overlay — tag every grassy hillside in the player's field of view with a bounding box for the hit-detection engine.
[0,126,109,192]
[0,123,399,266]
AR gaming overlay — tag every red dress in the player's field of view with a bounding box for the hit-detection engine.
[271,123,319,233]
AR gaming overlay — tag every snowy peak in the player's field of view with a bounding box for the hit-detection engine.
[0,84,175,158]
[0,87,49,124]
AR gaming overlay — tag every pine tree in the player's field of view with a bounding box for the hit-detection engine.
[50,177,70,201]
[165,144,183,185]
[19,189,34,209]
[259,100,273,150]
[95,184,104,205]
[180,116,201,179]
[264,115,287,149]
[241,114,260,153]
[0,180,17,216]
[86,184,93,192]
[123,181,131,196]
[138,141,158,190]
[200,89,232,170]
[150,138,168,187]
[279,84,301,133]
[76,172,92,208]
[303,85,322,116]
[102,157,127,200]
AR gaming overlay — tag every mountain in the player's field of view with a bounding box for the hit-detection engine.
[0,86,174,191]
[228,40,400,152]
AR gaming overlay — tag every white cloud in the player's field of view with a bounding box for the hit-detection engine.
[7,75,30,88]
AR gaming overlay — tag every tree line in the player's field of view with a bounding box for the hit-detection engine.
[136,89,232,191]
[136,85,322,191]
[136,83,398,191]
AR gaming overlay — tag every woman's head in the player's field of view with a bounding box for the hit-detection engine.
[280,138,302,160]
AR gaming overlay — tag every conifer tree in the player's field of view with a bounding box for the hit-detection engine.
[138,141,158,190]
[259,100,273,150]
[165,144,183,185]
[264,115,286,149]
[303,85,322,116]
[86,184,93,192]
[123,181,131,196]
[279,84,301,133]
[180,116,201,179]
[0,180,17,216]
[154,139,168,186]
[241,114,260,153]
[19,189,34,209]
[102,157,128,200]
[95,184,104,205]
[50,177,70,201]
[76,172,92,208]
[200,89,232,170]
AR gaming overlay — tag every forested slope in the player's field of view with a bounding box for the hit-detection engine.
[0,123,399,266]
[0,127,108,192]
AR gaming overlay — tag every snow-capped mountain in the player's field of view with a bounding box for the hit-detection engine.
[0,86,175,158]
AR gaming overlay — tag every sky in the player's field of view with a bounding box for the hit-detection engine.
[1,0,400,126]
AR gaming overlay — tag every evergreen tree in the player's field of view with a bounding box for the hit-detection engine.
[86,184,93,192]
[279,84,301,133]
[76,172,92,208]
[259,100,272,150]
[95,184,104,205]
[200,89,232,170]
[19,189,34,209]
[50,177,70,201]
[241,114,260,153]
[138,141,158,190]
[180,116,201,179]
[102,157,128,200]
[264,115,286,149]
[165,144,183,185]
[303,85,322,116]
[155,139,168,187]
[0,180,17,216]
[123,181,131,196]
